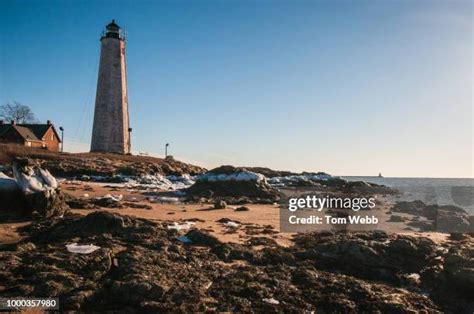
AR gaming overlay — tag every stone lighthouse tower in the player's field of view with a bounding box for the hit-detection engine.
[91,20,131,154]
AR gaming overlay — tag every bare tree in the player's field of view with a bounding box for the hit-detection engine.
[0,102,37,123]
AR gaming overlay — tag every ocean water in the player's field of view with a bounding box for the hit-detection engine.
[342,176,474,214]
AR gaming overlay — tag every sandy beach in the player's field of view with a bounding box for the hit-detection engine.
[0,180,450,247]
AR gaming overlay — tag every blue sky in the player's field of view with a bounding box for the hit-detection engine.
[0,0,472,177]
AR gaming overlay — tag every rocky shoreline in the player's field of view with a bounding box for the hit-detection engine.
[0,211,472,312]
[0,152,473,312]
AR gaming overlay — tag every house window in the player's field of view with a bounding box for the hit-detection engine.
[51,133,54,140]
[27,142,31,147]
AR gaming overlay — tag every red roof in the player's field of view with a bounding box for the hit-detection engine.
[0,123,61,143]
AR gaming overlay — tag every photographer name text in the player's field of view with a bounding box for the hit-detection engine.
[289,215,378,225]
[286,195,379,225]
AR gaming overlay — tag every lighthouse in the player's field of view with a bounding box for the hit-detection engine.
[91,20,131,154]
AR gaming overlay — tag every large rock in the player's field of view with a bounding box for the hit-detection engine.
[391,200,426,215]
[392,201,474,232]
[434,210,473,233]
[293,231,439,283]
[186,166,280,203]
[25,189,68,219]
[442,240,474,296]
[8,158,68,219]
[65,195,124,209]
[423,204,466,220]
[245,167,297,178]
[213,200,227,209]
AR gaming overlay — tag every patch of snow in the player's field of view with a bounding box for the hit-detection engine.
[65,180,82,185]
[267,173,340,187]
[148,196,180,203]
[79,174,127,183]
[66,243,100,254]
[407,273,421,284]
[224,221,239,228]
[263,298,280,305]
[197,171,266,183]
[167,221,195,231]
[70,173,196,191]
[13,166,58,194]
[0,172,20,191]
[103,194,123,202]
[119,174,196,191]
[38,168,58,189]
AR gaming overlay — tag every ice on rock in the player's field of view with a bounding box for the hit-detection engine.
[149,196,180,203]
[123,174,196,191]
[66,243,101,254]
[267,173,339,187]
[167,221,195,231]
[38,168,58,189]
[13,164,58,194]
[197,170,266,183]
[73,173,196,192]
[103,194,123,202]
[0,172,20,191]
[263,298,280,305]
[224,221,239,228]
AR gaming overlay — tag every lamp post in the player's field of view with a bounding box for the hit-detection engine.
[128,127,132,154]
[165,143,169,158]
[59,127,64,153]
